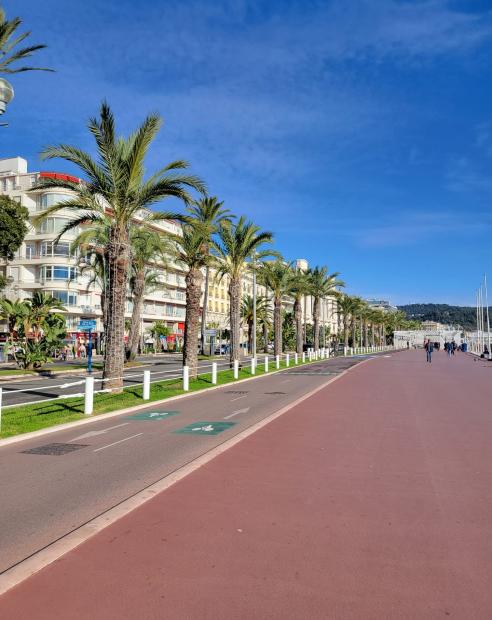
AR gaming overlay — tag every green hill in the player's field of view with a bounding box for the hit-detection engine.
[398,304,483,331]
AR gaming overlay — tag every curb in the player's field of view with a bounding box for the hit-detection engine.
[0,355,341,447]
[0,356,370,596]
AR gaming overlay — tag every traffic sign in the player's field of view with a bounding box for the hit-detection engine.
[205,329,217,337]
[78,319,97,331]
[126,411,179,421]
[174,421,236,435]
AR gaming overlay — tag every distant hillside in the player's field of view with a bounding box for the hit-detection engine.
[398,304,482,331]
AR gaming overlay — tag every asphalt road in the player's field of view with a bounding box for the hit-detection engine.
[0,354,243,407]
[0,354,367,574]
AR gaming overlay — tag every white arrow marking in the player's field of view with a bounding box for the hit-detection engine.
[191,425,214,432]
[71,422,130,441]
[58,380,85,389]
[149,412,168,417]
[224,407,250,420]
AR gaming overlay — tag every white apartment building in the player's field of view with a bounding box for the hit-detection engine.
[0,156,338,350]
[0,157,187,350]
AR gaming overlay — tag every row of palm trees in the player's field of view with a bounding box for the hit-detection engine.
[28,102,414,389]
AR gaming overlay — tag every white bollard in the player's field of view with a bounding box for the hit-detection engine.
[276,355,280,370]
[264,355,269,372]
[183,365,189,391]
[0,387,2,432]
[251,357,255,375]
[84,376,94,415]
[234,360,239,379]
[294,353,298,365]
[143,370,150,400]
[344,346,347,356]
[302,352,306,363]
[212,362,217,385]
[286,353,290,367]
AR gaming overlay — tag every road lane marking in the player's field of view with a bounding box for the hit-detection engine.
[224,407,251,420]
[280,379,291,383]
[230,395,248,402]
[93,433,143,453]
[71,423,130,441]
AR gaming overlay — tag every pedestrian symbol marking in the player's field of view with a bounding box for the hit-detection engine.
[126,411,179,421]
[174,421,236,435]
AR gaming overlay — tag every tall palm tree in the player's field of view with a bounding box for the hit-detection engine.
[33,102,205,389]
[240,294,269,354]
[308,267,344,351]
[186,197,232,354]
[213,217,273,365]
[347,296,365,348]
[288,267,310,356]
[258,259,292,356]
[0,8,53,74]
[336,294,357,348]
[170,221,214,379]
[126,228,170,361]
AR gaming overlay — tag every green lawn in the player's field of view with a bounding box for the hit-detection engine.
[0,369,35,377]
[0,358,313,438]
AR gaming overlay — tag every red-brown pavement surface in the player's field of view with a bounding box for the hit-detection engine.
[2,349,492,619]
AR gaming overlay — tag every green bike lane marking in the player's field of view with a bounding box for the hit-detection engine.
[126,411,180,421]
[174,421,236,435]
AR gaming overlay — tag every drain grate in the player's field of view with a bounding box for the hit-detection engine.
[224,390,249,395]
[22,443,88,456]
[264,391,287,395]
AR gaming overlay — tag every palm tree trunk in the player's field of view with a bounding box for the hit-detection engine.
[313,296,320,351]
[183,266,203,379]
[294,297,303,355]
[103,229,130,390]
[126,270,145,361]
[351,318,356,348]
[229,277,241,365]
[344,317,349,348]
[263,321,269,353]
[363,319,368,347]
[200,266,210,354]
[273,295,282,356]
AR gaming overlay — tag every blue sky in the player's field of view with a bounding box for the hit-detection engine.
[3,0,492,305]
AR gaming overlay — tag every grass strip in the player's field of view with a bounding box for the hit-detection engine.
[0,358,317,438]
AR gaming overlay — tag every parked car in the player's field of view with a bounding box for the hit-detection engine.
[214,344,229,354]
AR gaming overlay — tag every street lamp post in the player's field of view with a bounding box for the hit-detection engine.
[0,78,14,125]
[252,251,257,360]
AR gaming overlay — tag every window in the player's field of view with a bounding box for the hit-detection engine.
[41,241,71,257]
[48,290,77,306]
[40,193,71,208]
[39,217,71,234]
[42,265,77,281]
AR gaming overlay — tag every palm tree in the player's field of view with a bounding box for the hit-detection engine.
[0,8,53,74]
[26,292,65,342]
[213,217,273,365]
[240,294,269,354]
[258,259,292,356]
[336,294,356,348]
[288,267,310,356]
[126,228,170,361]
[33,102,205,389]
[170,221,214,378]
[308,267,344,351]
[185,197,232,354]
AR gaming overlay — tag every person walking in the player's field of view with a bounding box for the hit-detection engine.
[425,339,434,363]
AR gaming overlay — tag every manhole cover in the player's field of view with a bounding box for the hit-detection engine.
[22,443,88,456]
[224,390,249,395]
[264,391,287,395]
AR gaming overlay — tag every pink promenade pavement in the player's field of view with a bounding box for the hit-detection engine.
[2,350,492,619]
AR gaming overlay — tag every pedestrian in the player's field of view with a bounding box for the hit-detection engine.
[425,339,434,363]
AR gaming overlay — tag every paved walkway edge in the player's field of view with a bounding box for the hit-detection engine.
[0,355,359,448]
[0,357,371,596]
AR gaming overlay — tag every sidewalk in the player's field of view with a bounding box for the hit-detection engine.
[2,349,492,618]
